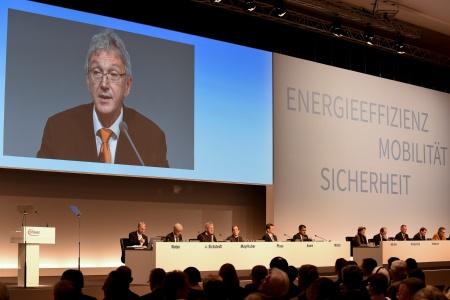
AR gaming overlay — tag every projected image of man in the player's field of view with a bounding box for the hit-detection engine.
[36,29,169,167]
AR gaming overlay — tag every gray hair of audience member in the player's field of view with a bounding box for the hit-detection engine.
[400,278,426,299]
[390,260,408,282]
[413,286,447,300]
[54,280,78,300]
[306,277,341,300]
[372,266,391,284]
[367,273,389,296]
[149,268,166,290]
[203,274,226,300]
[244,292,269,300]
[298,264,319,291]
[85,29,132,78]
[259,267,289,298]
[341,264,364,289]
[162,270,190,300]
[174,223,183,231]
[0,282,10,300]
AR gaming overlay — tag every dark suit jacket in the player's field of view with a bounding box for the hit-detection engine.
[394,232,409,241]
[140,287,164,300]
[292,233,309,241]
[37,103,169,167]
[413,233,426,240]
[197,232,217,242]
[226,235,243,242]
[372,234,387,246]
[165,232,183,242]
[262,233,277,242]
[129,231,149,247]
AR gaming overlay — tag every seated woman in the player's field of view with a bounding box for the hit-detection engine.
[353,226,368,247]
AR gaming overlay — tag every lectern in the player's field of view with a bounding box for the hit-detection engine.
[10,226,55,287]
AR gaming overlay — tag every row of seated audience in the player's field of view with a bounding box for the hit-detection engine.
[2,255,450,300]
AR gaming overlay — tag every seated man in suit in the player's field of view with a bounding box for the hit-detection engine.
[372,227,388,246]
[394,225,409,241]
[262,223,277,242]
[197,222,217,242]
[292,224,309,242]
[129,222,149,247]
[413,227,427,240]
[226,225,244,242]
[165,223,183,242]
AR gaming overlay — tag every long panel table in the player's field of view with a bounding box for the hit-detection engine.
[126,241,350,284]
[353,240,450,267]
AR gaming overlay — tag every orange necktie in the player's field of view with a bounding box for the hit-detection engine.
[98,128,113,163]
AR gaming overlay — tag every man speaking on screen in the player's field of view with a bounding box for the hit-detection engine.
[37,29,169,167]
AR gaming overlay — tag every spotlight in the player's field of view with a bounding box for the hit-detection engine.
[331,18,344,37]
[395,33,405,54]
[210,0,222,2]
[243,0,256,11]
[364,24,374,45]
[273,0,287,17]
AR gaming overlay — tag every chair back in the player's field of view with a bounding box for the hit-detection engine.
[120,237,130,263]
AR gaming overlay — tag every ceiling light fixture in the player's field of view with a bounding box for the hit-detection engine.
[331,17,344,37]
[395,33,405,54]
[364,24,374,45]
[273,0,287,17]
[243,0,256,12]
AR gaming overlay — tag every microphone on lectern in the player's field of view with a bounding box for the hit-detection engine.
[315,234,330,242]
[35,210,49,227]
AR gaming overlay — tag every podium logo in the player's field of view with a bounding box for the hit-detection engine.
[28,229,40,236]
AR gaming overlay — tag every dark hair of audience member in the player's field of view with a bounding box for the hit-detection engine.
[184,267,202,287]
[367,273,389,296]
[244,265,268,296]
[203,274,226,300]
[54,280,78,300]
[361,258,378,276]
[388,257,400,270]
[162,270,190,300]
[408,268,426,283]
[298,264,319,292]
[219,263,245,300]
[149,268,166,290]
[60,269,85,292]
[0,282,10,300]
[306,277,342,300]
[269,256,289,274]
[399,278,426,300]
[406,258,418,272]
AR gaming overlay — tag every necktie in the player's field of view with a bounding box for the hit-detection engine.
[98,128,113,163]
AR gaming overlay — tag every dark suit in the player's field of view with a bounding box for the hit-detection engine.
[226,235,243,242]
[165,232,183,242]
[292,233,309,242]
[197,232,217,242]
[262,233,277,242]
[394,232,409,241]
[37,103,169,167]
[141,287,164,300]
[413,232,426,240]
[129,231,149,247]
[372,234,387,246]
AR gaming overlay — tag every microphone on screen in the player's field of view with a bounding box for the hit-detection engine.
[119,121,145,166]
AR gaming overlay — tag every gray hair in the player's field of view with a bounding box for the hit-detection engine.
[85,29,132,78]
[205,222,213,229]
[174,223,183,231]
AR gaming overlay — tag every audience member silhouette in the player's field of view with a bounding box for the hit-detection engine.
[333,258,347,287]
[203,274,226,300]
[297,264,319,300]
[413,286,447,300]
[408,269,426,283]
[0,282,10,300]
[219,263,246,300]
[244,293,269,300]
[360,258,378,286]
[116,266,140,300]
[54,280,79,300]
[371,266,391,285]
[244,265,268,296]
[286,265,301,299]
[367,273,389,300]
[406,258,419,275]
[183,266,204,300]
[61,269,97,300]
[162,270,190,300]
[141,268,166,300]
[397,278,426,300]
[305,277,342,300]
[340,264,370,300]
[387,260,408,300]
[259,267,289,299]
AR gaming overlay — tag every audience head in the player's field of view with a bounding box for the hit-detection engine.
[413,286,447,300]
[367,273,389,296]
[244,292,269,300]
[397,278,426,300]
[297,264,319,291]
[361,258,378,276]
[390,260,408,282]
[305,277,341,300]
[53,280,78,300]
[372,266,391,284]
[60,269,84,292]
[218,263,240,288]
[162,270,190,300]
[341,264,363,289]
[406,258,418,272]
[0,282,10,300]
[183,266,201,286]
[102,270,130,298]
[269,256,289,274]
[259,267,289,298]
[408,269,426,283]
[334,258,347,278]
[149,268,166,291]
[250,265,268,285]
[287,265,298,283]
[203,274,226,300]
